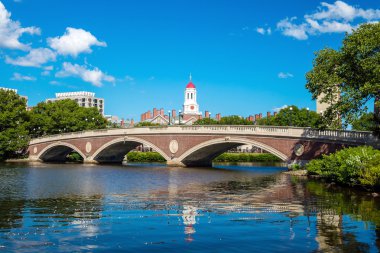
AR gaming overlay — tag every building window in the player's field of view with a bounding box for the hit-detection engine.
[191,93,193,99]
[82,98,85,102]
[100,100,103,104]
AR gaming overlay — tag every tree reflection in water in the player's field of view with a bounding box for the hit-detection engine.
[0,165,380,252]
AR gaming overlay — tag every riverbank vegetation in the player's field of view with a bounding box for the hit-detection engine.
[213,153,282,163]
[126,152,166,163]
[306,146,380,189]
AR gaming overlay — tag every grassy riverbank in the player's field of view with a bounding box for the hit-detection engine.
[213,153,282,163]
[306,146,380,189]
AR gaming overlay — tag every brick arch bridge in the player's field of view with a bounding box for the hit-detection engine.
[27,126,378,167]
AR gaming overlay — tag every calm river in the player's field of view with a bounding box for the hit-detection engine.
[0,163,379,252]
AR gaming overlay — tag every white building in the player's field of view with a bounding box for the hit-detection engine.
[46,91,104,115]
[183,74,201,116]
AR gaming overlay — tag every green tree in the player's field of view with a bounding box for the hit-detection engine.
[352,112,376,131]
[306,22,380,135]
[219,115,253,125]
[134,121,162,127]
[0,90,30,161]
[193,118,218,125]
[28,99,107,137]
[256,106,322,127]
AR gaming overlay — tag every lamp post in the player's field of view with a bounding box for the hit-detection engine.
[209,112,212,119]
[289,106,293,126]
[178,110,182,125]
[306,107,310,127]
[168,110,171,125]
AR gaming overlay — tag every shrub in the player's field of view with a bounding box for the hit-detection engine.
[126,151,166,162]
[213,153,281,162]
[306,146,380,187]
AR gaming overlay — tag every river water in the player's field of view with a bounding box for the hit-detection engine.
[0,163,379,252]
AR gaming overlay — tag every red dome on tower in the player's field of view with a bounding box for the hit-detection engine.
[186,82,196,89]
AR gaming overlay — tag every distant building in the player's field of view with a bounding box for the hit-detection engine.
[46,91,104,115]
[316,92,340,114]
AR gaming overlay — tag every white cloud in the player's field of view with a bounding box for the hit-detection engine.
[273,105,288,112]
[278,72,294,79]
[276,1,380,40]
[306,18,354,33]
[256,27,272,35]
[11,72,36,81]
[277,18,308,40]
[56,62,115,87]
[48,27,106,57]
[5,48,56,67]
[0,2,40,50]
[307,1,380,21]
[256,27,265,35]
[49,80,60,85]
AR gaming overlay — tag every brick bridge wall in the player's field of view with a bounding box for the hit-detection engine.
[28,132,353,166]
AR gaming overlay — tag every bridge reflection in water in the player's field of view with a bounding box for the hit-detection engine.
[27,126,379,167]
[1,163,379,252]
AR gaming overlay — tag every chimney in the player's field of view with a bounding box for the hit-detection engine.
[153,108,158,117]
[255,114,259,121]
[216,113,221,121]
[141,113,144,122]
[248,115,254,122]
[121,119,125,127]
[147,110,151,120]
[160,108,164,116]
[130,119,134,127]
[172,109,176,119]
[205,111,210,118]
[267,112,271,118]
[259,113,262,119]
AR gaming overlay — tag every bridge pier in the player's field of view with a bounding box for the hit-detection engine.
[166,159,186,167]
[83,158,99,164]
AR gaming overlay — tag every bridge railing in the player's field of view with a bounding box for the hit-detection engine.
[29,125,378,146]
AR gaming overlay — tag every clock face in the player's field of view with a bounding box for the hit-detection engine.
[190,105,194,110]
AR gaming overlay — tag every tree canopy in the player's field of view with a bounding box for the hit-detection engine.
[0,90,30,161]
[306,22,380,134]
[28,99,107,137]
[256,106,322,128]
[194,115,253,125]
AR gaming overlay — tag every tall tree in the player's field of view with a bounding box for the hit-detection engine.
[306,22,380,135]
[256,106,322,128]
[0,90,30,161]
[28,99,107,137]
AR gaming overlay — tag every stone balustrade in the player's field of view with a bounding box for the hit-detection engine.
[29,125,378,146]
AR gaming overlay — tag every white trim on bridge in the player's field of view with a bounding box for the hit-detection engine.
[30,125,378,146]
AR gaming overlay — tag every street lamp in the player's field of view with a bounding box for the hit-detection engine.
[289,107,293,126]
[306,107,310,127]
[209,112,212,119]
[178,110,182,125]
[168,110,171,125]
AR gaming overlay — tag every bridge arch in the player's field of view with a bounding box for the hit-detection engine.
[177,137,289,167]
[38,142,86,162]
[91,136,170,163]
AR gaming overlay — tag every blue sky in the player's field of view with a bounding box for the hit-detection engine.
[0,0,379,120]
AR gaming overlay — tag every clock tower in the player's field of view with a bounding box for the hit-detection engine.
[183,74,201,115]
